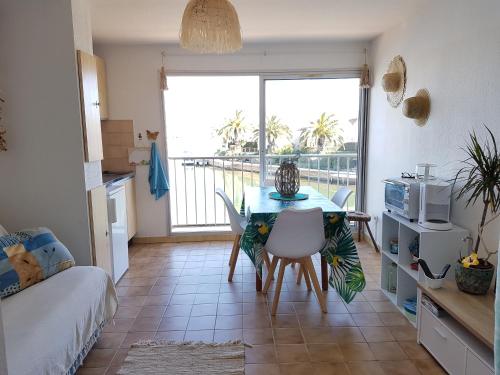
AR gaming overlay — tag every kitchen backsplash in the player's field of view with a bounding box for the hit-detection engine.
[101,120,134,172]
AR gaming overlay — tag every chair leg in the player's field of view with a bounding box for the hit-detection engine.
[228,234,241,282]
[263,256,279,293]
[358,221,363,242]
[291,262,296,268]
[296,265,304,285]
[365,223,379,252]
[272,258,288,316]
[301,261,312,291]
[305,257,327,313]
[262,250,275,280]
[229,234,239,266]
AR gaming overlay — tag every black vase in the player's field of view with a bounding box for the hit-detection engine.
[275,160,300,197]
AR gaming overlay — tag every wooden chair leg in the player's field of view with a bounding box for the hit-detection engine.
[291,262,296,268]
[272,258,288,316]
[301,261,312,291]
[228,235,241,282]
[358,221,363,242]
[229,234,240,266]
[305,257,327,313]
[365,222,379,252]
[263,256,279,293]
[262,250,275,280]
[296,264,304,285]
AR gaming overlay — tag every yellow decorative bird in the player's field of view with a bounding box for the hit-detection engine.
[462,253,479,268]
[328,214,340,224]
[332,255,341,267]
[256,222,269,235]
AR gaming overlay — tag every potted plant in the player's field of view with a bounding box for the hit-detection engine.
[452,126,500,295]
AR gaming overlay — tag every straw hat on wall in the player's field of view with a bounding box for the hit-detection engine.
[403,89,431,126]
[382,55,406,108]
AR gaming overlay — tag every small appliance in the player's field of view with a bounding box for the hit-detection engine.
[383,177,420,221]
[417,163,453,231]
[107,183,129,282]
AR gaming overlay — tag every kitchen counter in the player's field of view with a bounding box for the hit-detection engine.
[102,171,135,187]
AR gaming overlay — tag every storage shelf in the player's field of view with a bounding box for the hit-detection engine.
[400,263,418,281]
[381,248,398,263]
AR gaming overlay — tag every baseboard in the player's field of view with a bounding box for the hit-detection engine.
[132,232,235,244]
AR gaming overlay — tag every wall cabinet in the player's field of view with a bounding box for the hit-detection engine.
[77,50,103,162]
[95,55,109,120]
[124,178,137,240]
[88,185,113,276]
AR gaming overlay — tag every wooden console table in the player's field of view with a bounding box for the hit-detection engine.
[417,281,494,375]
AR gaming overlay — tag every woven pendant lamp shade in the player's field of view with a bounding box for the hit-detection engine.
[180,0,242,54]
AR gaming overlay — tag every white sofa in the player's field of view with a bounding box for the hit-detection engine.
[0,266,117,375]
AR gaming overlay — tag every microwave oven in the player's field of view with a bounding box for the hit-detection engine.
[383,178,420,221]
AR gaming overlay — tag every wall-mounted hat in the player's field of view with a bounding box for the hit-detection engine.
[403,89,430,126]
[382,55,406,108]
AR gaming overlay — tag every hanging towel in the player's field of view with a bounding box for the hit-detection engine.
[148,142,169,200]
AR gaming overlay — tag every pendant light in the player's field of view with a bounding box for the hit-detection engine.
[180,0,242,54]
[360,48,371,88]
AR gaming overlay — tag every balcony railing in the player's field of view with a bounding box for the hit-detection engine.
[168,153,357,229]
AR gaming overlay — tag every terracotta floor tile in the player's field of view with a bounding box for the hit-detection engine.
[273,328,304,344]
[243,328,275,345]
[245,345,277,364]
[82,349,116,368]
[190,303,218,316]
[158,316,189,331]
[215,314,243,329]
[102,319,134,333]
[351,313,384,327]
[326,314,356,327]
[378,360,421,375]
[412,359,447,374]
[109,348,129,367]
[359,326,395,342]
[214,329,243,342]
[245,364,280,375]
[388,326,417,341]
[94,333,126,349]
[302,328,338,344]
[313,362,350,375]
[184,329,214,342]
[114,306,142,319]
[346,302,375,313]
[217,303,243,315]
[271,314,300,328]
[339,343,375,361]
[129,317,161,332]
[76,368,107,375]
[154,330,185,341]
[187,315,216,330]
[368,342,408,360]
[137,305,166,318]
[347,361,386,375]
[307,343,344,363]
[362,290,389,302]
[398,341,432,359]
[120,332,155,348]
[278,362,314,375]
[276,344,310,363]
[370,301,399,313]
[329,327,365,343]
[164,304,192,317]
[378,312,410,326]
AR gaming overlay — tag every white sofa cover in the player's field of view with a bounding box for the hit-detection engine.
[1,266,117,375]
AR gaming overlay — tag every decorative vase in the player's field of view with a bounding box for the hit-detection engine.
[275,159,300,197]
[454,261,494,295]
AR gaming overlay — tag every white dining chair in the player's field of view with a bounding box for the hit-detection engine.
[215,188,272,282]
[262,207,327,315]
[331,187,353,209]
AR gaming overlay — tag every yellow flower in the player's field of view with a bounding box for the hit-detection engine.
[462,253,479,268]
[332,256,340,267]
[329,214,340,224]
[256,223,269,235]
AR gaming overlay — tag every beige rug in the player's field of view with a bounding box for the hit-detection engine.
[117,340,245,375]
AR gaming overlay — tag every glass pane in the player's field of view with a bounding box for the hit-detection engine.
[164,76,259,230]
[264,78,360,209]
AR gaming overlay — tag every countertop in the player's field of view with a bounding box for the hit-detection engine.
[102,171,135,187]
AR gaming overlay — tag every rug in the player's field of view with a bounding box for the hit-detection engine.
[117,340,245,375]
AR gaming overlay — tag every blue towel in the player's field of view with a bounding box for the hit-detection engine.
[148,142,169,200]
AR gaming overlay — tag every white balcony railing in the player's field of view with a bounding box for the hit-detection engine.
[168,153,357,229]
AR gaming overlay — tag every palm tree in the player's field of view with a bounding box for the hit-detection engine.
[253,115,292,153]
[299,112,344,153]
[217,110,248,148]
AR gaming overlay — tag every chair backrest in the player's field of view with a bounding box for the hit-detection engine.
[215,188,245,234]
[265,207,325,258]
[331,187,353,209]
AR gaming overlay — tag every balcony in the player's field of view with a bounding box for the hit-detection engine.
[168,153,358,232]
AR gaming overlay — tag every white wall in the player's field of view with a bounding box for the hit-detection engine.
[0,0,92,265]
[93,41,368,237]
[367,0,500,261]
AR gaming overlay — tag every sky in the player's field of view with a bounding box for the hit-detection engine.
[164,76,360,156]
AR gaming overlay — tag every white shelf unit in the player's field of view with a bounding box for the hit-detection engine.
[380,211,468,326]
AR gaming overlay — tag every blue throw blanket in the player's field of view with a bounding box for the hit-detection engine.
[148,142,169,200]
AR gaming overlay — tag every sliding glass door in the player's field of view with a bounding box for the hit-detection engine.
[164,74,364,233]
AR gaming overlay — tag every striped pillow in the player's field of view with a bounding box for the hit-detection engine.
[0,228,75,298]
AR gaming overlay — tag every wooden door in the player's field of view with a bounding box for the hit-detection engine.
[125,178,137,240]
[88,185,113,277]
[77,50,103,161]
[95,55,109,120]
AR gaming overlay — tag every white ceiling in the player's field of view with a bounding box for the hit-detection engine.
[90,0,423,44]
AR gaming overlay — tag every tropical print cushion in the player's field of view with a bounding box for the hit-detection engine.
[0,227,75,298]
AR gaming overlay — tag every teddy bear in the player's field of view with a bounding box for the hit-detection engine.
[4,243,44,289]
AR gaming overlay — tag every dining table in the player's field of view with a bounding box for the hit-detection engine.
[239,186,366,303]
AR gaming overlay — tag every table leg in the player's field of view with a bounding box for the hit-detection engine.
[321,256,328,291]
[365,223,379,252]
[358,221,363,242]
[256,265,262,292]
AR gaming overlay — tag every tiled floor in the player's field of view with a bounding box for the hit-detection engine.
[77,240,445,375]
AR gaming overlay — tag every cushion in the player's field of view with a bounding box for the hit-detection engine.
[0,227,75,298]
[0,225,7,236]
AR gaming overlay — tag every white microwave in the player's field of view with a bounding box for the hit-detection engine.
[383,178,420,221]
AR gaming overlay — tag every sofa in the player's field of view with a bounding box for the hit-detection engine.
[0,266,117,375]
